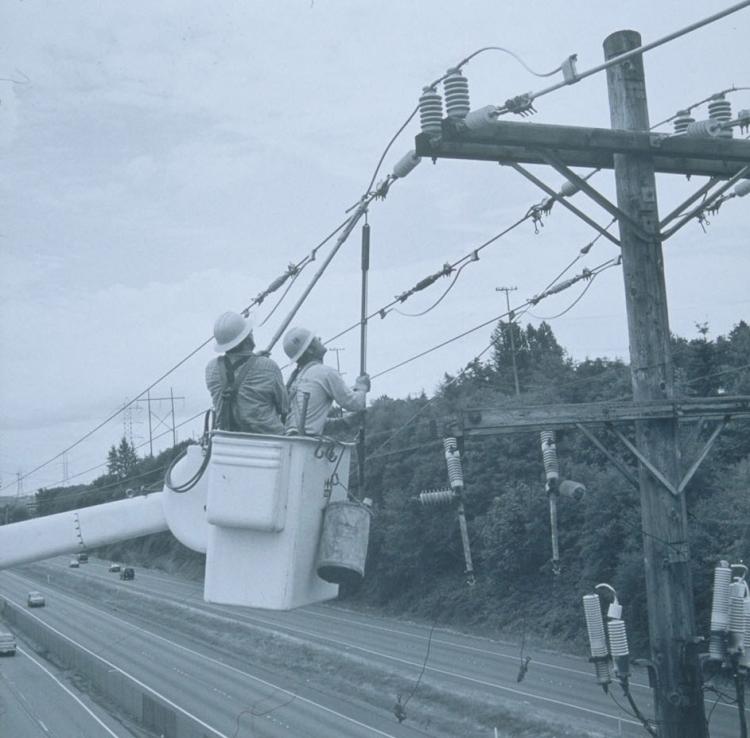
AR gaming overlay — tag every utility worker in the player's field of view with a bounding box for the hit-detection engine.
[283,326,370,436]
[205,311,288,434]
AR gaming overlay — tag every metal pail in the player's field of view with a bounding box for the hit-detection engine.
[316,500,372,586]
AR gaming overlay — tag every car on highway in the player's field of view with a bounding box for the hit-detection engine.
[69,559,80,568]
[0,629,16,656]
[27,591,45,608]
[108,563,121,572]
[119,567,135,580]
[77,553,89,563]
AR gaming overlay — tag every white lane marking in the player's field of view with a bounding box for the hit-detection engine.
[4,574,400,738]
[38,718,49,733]
[7,603,229,738]
[18,646,121,738]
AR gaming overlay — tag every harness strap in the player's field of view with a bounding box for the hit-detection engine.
[216,354,255,431]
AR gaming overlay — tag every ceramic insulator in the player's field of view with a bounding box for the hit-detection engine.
[443,69,470,119]
[741,598,750,668]
[583,594,608,657]
[685,119,723,138]
[711,562,732,631]
[607,619,629,657]
[728,581,746,654]
[540,431,560,481]
[443,438,464,489]
[419,87,443,135]
[708,95,733,139]
[673,109,695,134]
[418,489,456,507]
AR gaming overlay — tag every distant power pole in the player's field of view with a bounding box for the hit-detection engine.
[495,286,520,396]
[62,451,69,483]
[16,471,23,497]
[328,347,346,374]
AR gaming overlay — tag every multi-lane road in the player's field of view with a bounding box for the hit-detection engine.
[0,558,744,737]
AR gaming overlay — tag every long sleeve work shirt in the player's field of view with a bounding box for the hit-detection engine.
[286,361,366,436]
[206,352,288,435]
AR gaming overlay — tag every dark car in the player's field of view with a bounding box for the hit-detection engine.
[119,567,135,580]
[77,553,89,563]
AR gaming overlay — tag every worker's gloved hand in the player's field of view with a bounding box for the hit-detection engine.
[354,373,371,392]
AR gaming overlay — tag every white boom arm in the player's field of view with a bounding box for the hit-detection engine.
[0,493,168,569]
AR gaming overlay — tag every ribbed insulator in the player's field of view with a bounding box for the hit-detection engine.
[673,109,694,135]
[418,489,456,507]
[708,95,733,139]
[583,594,608,657]
[593,657,611,686]
[444,438,464,489]
[540,431,560,481]
[728,583,746,655]
[419,86,443,135]
[729,587,746,634]
[710,563,732,631]
[709,633,725,661]
[686,119,723,138]
[607,619,629,657]
[741,599,750,668]
[443,68,470,119]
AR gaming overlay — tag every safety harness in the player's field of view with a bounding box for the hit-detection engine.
[215,354,255,431]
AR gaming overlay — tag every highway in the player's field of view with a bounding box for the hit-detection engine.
[0,630,127,737]
[1,557,744,737]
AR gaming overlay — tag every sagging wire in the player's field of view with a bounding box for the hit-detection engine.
[493,2,750,117]
[393,619,438,724]
[370,258,619,382]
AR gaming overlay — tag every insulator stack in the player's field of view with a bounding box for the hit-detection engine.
[583,594,611,688]
[672,109,694,134]
[443,438,464,489]
[419,86,443,135]
[540,431,560,482]
[728,580,746,655]
[583,594,608,657]
[708,95,733,139]
[741,598,750,668]
[418,489,456,507]
[709,561,731,660]
[685,119,723,138]
[443,68,470,119]
[607,619,630,679]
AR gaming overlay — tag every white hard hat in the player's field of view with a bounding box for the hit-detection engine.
[212,311,253,353]
[283,326,315,362]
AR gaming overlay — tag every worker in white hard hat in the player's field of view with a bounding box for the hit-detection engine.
[283,326,370,436]
[205,312,288,434]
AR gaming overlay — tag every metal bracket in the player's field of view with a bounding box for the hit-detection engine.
[609,425,680,496]
[677,417,729,494]
[536,149,656,243]
[507,163,621,247]
[661,165,750,240]
[659,177,719,228]
[575,423,639,489]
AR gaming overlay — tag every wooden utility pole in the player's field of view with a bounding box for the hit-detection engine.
[495,286,520,396]
[604,30,706,737]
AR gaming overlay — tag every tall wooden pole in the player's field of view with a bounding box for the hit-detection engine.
[604,31,706,737]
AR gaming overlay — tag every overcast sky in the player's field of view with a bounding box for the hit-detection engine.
[1,1,748,496]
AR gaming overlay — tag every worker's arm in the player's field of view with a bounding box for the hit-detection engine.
[323,367,367,412]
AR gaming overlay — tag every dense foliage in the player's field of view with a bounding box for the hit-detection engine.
[14,319,750,655]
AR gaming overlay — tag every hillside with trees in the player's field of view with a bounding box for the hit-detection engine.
[18,319,750,656]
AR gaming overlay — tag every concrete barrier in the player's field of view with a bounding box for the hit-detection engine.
[1,598,222,738]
